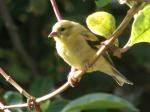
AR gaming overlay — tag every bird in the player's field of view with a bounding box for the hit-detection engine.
[48,20,133,87]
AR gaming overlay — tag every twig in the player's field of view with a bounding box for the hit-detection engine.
[0,102,11,112]
[113,41,130,58]
[0,103,27,110]
[0,3,143,110]
[0,68,42,112]
[0,0,39,76]
[50,0,62,21]
[0,68,31,99]
[112,2,145,58]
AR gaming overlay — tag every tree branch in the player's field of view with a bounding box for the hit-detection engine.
[112,2,145,58]
[0,0,39,76]
[0,68,42,112]
[0,102,11,112]
[0,2,144,110]
[0,68,31,98]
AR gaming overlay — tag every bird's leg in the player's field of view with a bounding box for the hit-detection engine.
[68,61,92,87]
[68,67,81,87]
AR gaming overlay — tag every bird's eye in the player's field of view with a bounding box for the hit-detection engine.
[60,27,66,32]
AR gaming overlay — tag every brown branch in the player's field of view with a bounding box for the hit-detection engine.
[113,41,131,58]
[112,3,145,58]
[0,3,143,110]
[0,68,31,98]
[0,102,11,112]
[0,0,39,76]
[50,0,62,21]
[0,68,42,112]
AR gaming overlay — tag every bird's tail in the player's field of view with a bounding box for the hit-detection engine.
[111,67,133,86]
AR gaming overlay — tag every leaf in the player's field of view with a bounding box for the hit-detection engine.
[40,100,51,112]
[4,91,23,105]
[86,11,118,46]
[95,0,112,8]
[129,4,150,47]
[29,76,54,97]
[47,100,69,112]
[61,93,138,112]
[86,11,116,38]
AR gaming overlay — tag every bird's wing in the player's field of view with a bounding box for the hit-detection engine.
[81,30,114,65]
[81,31,104,49]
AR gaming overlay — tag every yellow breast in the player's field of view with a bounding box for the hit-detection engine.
[55,36,95,70]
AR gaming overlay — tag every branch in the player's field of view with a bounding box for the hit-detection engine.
[0,3,143,110]
[0,102,11,112]
[50,0,62,21]
[113,41,131,58]
[0,68,42,112]
[0,68,31,98]
[112,3,145,58]
[0,0,39,76]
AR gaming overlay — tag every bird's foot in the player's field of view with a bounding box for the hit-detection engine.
[68,62,91,87]
[68,68,81,87]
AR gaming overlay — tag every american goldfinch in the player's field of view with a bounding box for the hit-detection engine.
[48,20,133,86]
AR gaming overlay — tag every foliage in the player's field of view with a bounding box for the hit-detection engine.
[86,11,118,46]
[128,4,150,46]
[95,0,112,8]
[86,11,116,38]
[4,91,23,105]
[61,93,138,112]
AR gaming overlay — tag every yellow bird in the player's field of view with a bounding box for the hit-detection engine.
[49,20,133,87]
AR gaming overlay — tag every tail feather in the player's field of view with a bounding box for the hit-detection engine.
[111,67,133,86]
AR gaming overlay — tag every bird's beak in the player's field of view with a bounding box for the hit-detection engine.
[48,31,57,38]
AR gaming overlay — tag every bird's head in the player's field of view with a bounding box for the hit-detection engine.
[48,20,77,40]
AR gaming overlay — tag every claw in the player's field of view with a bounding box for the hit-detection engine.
[68,73,76,87]
[68,68,81,87]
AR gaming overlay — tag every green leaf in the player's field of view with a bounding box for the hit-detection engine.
[48,100,69,112]
[86,11,116,38]
[29,76,54,97]
[4,91,23,104]
[129,4,150,46]
[41,100,51,112]
[61,93,138,112]
[4,92,23,112]
[95,0,112,8]
[86,11,118,46]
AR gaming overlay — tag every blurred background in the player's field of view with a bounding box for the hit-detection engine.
[0,0,150,112]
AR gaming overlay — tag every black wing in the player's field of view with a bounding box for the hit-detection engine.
[81,31,114,65]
